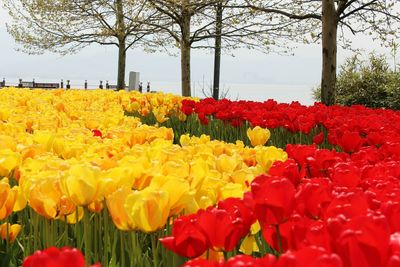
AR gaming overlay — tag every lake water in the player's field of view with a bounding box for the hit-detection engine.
[2,78,316,106]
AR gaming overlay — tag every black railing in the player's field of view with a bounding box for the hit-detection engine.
[0,78,153,92]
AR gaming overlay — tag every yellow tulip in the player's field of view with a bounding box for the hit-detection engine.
[153,108,169,123]
[240,235,259,255]
[58,195,76,217]
[161,160,190,179]
[215,154,240,173]
[125,188,170,233]
[0,135,17,151]
[195,185,218,210]
[199,134,211,144]
[179,134,191,146]
[189,158,209,190]
[0,178,10,208]
[239,221,261,255]
[63,164,100,206]
[231,169,254,188]
[0,223,21,243]
[106,186,134,231]
[88,200,104,213]
[0,179,17,220]
[0,107,11,121]
[52,137,66,156]
[33,131,56,151]
[197,196,214,211]
[90,157,118,171]
[177,111,187,121]
[13,185,27,212]
[152,175,193,215]
[219,183,244,200]
[118,157,152,190]
[59,207,84,224]
[129,130,147,146]
[0,149,21,177]
[28,180,61,219]
[255,146,288,172]
[246,126,271,147]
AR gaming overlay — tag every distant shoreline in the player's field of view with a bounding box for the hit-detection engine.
[2,77,315,105]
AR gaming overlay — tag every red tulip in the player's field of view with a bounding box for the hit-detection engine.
[160,214,208,258]
[330,162,361,188]
[198,113,209,125]
[223,255,274,267]
[382,202,400,232]
[251,175,295,225]
[336,130,364,153]
[333,214,390,267]
[262,215,312,252]
[181,99,196,115]
[285,144,317,167]
[182,254,278,267]
[367,131,384,147]
[217,198,255,237]
[92,129,102,138]
[387,255,400,267]
[22,247,100,267]
[306,149,348,178]
[325,190,369,219]
[269,159,302,186]
[313,132,325,145]
[389,232,400,256]
[276,246,342,267]
[295,177,332,219]
[197,207,247,252]
[305,221,332,252]
[183,258,220,267]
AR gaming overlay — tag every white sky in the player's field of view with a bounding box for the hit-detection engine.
[0,1,397,103]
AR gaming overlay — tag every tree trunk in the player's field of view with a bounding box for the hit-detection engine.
[181,8,191,97]
[213,2,223,100]
[116,0,126,90]
[321,0,338,105]
[117,40,126,90]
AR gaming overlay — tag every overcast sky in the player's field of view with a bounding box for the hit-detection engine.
[0,2,396,104]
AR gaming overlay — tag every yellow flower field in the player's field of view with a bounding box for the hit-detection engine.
[0,88,284,266]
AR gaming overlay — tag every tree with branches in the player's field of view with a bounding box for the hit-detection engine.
[244,0,400,105]
[146,0,308,97]
[4,0,161,89]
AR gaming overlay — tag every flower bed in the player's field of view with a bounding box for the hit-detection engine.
[1,88,400,267]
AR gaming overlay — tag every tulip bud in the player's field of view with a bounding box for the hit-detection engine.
[0,223,21,243]
[246,126,271,147]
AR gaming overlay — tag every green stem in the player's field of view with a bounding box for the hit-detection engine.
[5,216,9,253]
[223,250,228,261]
[33,211,39,251]
[94,213,98,263]
[130,232,137,266]
[120,231,125,267]
[151,234,158,267]
[276,224,283,255]
[83,208,91,265]
[103,208,109,265]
